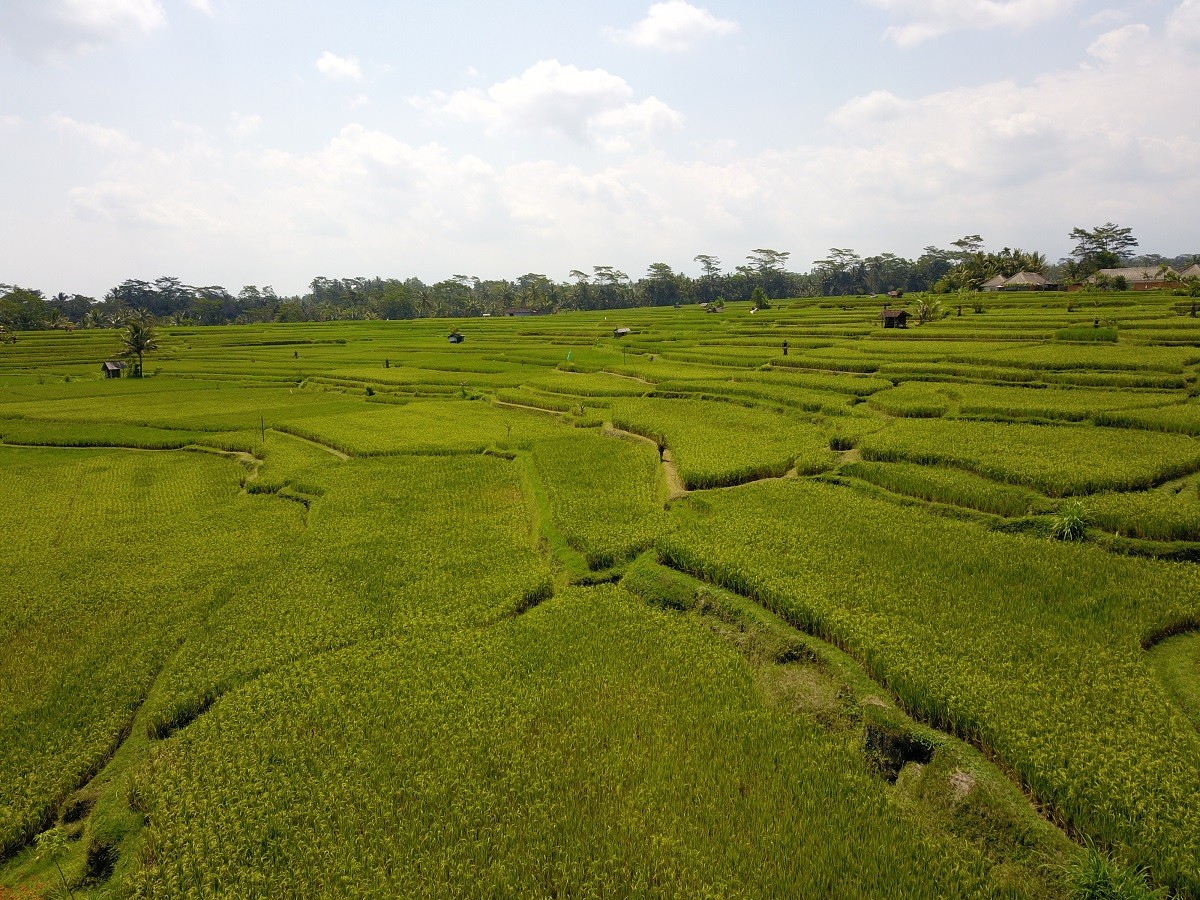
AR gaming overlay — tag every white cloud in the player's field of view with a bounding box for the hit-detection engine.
[188,0,213,13]
[815,33,1200,250]
[1084,8,1131,28]
[610,1,738,51]
[1169,0,1200,51]
[47,113,139,152]
[827,90,913,129]
[315,51,363,82]
[70,181,177,228]
[11,8,1199,298]
[862,0,1079,46]
[420,59,683,150]
[1,115,22,128]
[1087,23,1150,62]
[0,0,166,59]
[228,112,261,138]
[55,0,165,35]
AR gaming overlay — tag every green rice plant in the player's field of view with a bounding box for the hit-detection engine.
[878,363,1187,390]
[530,432,667,569]
[9,293,1200,897]
[1068,844,1167,899]
[949,343,1187,374]
[772,354,881,374]
[859,418,1200,496]
[653,379,855,414]
[750,369,893,396]
[1095,403,1200,435]
[126,588,1001,899]
[658,478,1200,895]
[1056,327,1119,343]
[139,454,553,741]
[0,417,211,449]
[1088,489,1200,542]
[953,384,1180,423]
[494,388,578,413]
[611,397,837,489]
[280,398,568,456]
[0,447,304,858]
[843,460,1049,517]
[527,371,651,398]
[1145,632,1200,732]
[867,382,956,417]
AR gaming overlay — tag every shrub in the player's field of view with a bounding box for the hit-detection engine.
[1050,500,1090,541]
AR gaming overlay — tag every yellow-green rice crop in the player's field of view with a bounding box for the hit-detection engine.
[611,397,836,488]
[129,588,1000,899]
[1088,488,1200,542]
[859,418,1200,495]
[530,432,667,569]
[659,478,1200,894]
[842,460,1051,517]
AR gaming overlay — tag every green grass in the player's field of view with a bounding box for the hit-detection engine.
[9,294,1200,897]
[1088,487,1200,542]
[1146,631,1200,732]
[0,447,303,859]
[1055,326,1119,342]
[859,418,1200,496]
[611,397,837,488]
[530,432,667,569]
[842,460,1051,517]
[128,588,1003,899]
[659,478,1200,895]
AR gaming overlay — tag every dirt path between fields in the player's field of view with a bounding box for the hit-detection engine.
[603,424,687,501]
[266,428,351,461]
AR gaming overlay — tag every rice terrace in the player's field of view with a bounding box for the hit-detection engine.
[1,287,1199,899]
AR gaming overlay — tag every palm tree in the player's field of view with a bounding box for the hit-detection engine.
[913,294,944,325]
[121,312,157,377]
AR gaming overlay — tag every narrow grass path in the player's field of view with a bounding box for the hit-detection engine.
[602,423,687,501]
[265,427,351,460]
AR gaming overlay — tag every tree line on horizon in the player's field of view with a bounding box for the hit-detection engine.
[2,224,1197,331]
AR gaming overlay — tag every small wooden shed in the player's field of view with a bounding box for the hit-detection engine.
[448,332,464,343]
[613,327,631,338]
[879,309,909,329]
[102,361,127,378]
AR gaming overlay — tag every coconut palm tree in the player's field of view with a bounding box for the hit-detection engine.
[121,312,157,377]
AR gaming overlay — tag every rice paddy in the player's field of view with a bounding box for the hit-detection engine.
[3,290,1199,898]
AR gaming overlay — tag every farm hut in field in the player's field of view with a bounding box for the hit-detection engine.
[1181,264,1200,279]
[887,289,904,299]
[1089,267,1179,290]
[981,274,1008,291]
[879,309,909,329]
[1002,271,1052,291]
[448,332,464,343]
[614,326,631,338]
[102,361,127,379]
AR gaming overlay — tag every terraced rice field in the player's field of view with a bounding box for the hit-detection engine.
[3,290,1200,898]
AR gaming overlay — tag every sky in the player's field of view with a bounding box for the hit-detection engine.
[1,0,1199,298]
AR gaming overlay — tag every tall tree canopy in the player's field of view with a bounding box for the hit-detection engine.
[1069,223,1139,274]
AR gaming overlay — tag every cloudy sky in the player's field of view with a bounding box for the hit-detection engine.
[2,0,1198,297]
